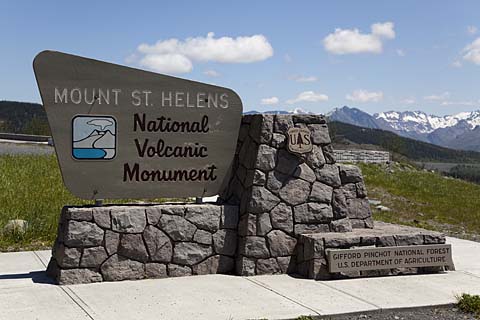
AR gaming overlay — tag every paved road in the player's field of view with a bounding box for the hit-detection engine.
[0,139,54,155]
[0,237,479,320]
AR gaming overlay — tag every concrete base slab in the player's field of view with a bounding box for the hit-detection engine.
[0,236,479,319]
[250,275,378,315]
[68,275,316,320]
[0,285,90,320]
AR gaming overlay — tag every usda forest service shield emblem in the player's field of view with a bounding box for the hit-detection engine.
[287,127,313,154]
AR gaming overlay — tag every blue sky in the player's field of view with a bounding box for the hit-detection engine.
[1,0,479,116]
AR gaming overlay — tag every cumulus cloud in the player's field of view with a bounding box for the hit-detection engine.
[289,75,318,82]
[286,91,329,104]
[462,37,480,65]
[467,26,478,35]
[261,96,279,105]
[401,98,416,105]
[346,89,383,103]
[452,60,462,68]
[440,100,475,106]
[424,92,450,101]
[132,32,273,73]
[203,70,220,77]
[323,22,395,55]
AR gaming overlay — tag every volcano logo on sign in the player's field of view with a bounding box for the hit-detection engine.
[72,115,117,160]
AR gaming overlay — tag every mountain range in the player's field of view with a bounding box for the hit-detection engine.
[328,107,480,152]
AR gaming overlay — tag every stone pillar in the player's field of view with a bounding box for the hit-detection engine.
[220,114,373,276]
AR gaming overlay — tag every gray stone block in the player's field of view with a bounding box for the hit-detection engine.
[254,144,277,171]
[173,242,212,265]
[293,163,316,183]
[168,264,192,277]
[315,164,341,187]
[330,218,353,233]
[93,207,111,229]
[145,206,162,225]
[56,245,81,268]
[158,214,196,241]
[278,179,311,206]
[270,203,294,234]
[339,164,363,184]
[248,186,280,213]
[294,223,330,235]
[105,230,120,255]
[57,268,103,285]
[271,133,286,148]
[304,145,326,169]
[308,124,331,145]
[256,258,281,274]
[309,182,333,203]
[256,213,272,236]
[80,246,108,268]
[276,149,301,175]
[193,255,234,275]
[143,225,172,263]
[266,230,296,257]
[294,203,333,223]
[213,229,237,256]
[118,234,149,262]
[185,205,221,232]
[266,170,289,194]
[240,236,270,258]
[395,234,424,246]
[101,254,145,281]
[64,220,104,247]
[274,115,293,133]
[194,229,212,245]
[145,263,167,278]
[238,214,256,236]
[65,207,93,221]
[160,205,185,216]
[111,208,146,233]
[236,256,256,276]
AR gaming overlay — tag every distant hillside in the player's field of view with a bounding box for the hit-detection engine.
[329,121,480,163]
[0,101,50,135]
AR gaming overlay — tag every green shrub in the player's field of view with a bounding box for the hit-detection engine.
[457,293,480,316]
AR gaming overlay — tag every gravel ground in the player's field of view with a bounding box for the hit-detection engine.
[318,305,477,320]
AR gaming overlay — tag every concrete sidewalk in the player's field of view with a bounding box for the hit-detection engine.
[0,237,479,320]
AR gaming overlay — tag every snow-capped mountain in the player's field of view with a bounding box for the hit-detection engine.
[328,106,480,151]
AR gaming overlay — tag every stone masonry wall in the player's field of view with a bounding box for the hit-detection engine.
[220,114,373,276]
[47,204,238,284]
[334,150,390,164]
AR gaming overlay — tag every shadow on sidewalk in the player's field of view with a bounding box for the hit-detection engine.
[0,271,54,284]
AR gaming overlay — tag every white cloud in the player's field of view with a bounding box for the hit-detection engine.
[401,98,416,105]
[346,89,383,103]
[284,54,292,63]
[203,70,220,77]
[424,92,450,101]
[133,32,273,73]
[462,37,480,65]
[440,100,475,106]
[467,26,478,35]
[286,91,329,104]
[371,22,396,39]
[289,75,318,82]
[452,60,462,68]
[260,97,279,105]
[323,22,395,55]
[139,53,193,74]
[396,49,405,57]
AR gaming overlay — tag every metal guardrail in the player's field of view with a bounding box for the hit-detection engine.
[0,133,51,143]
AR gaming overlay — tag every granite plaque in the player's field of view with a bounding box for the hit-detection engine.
[327,244,454,272]
[33,51,243,199]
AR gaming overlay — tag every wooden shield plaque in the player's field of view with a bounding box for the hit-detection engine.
[33,51,243,199]
[287,127,312,154]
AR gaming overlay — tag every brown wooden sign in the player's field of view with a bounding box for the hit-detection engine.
[33,51,243,199]
[287,127,312,154]
[327,244,454,272]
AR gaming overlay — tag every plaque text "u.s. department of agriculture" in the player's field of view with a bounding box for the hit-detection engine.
[327,244,454,272]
